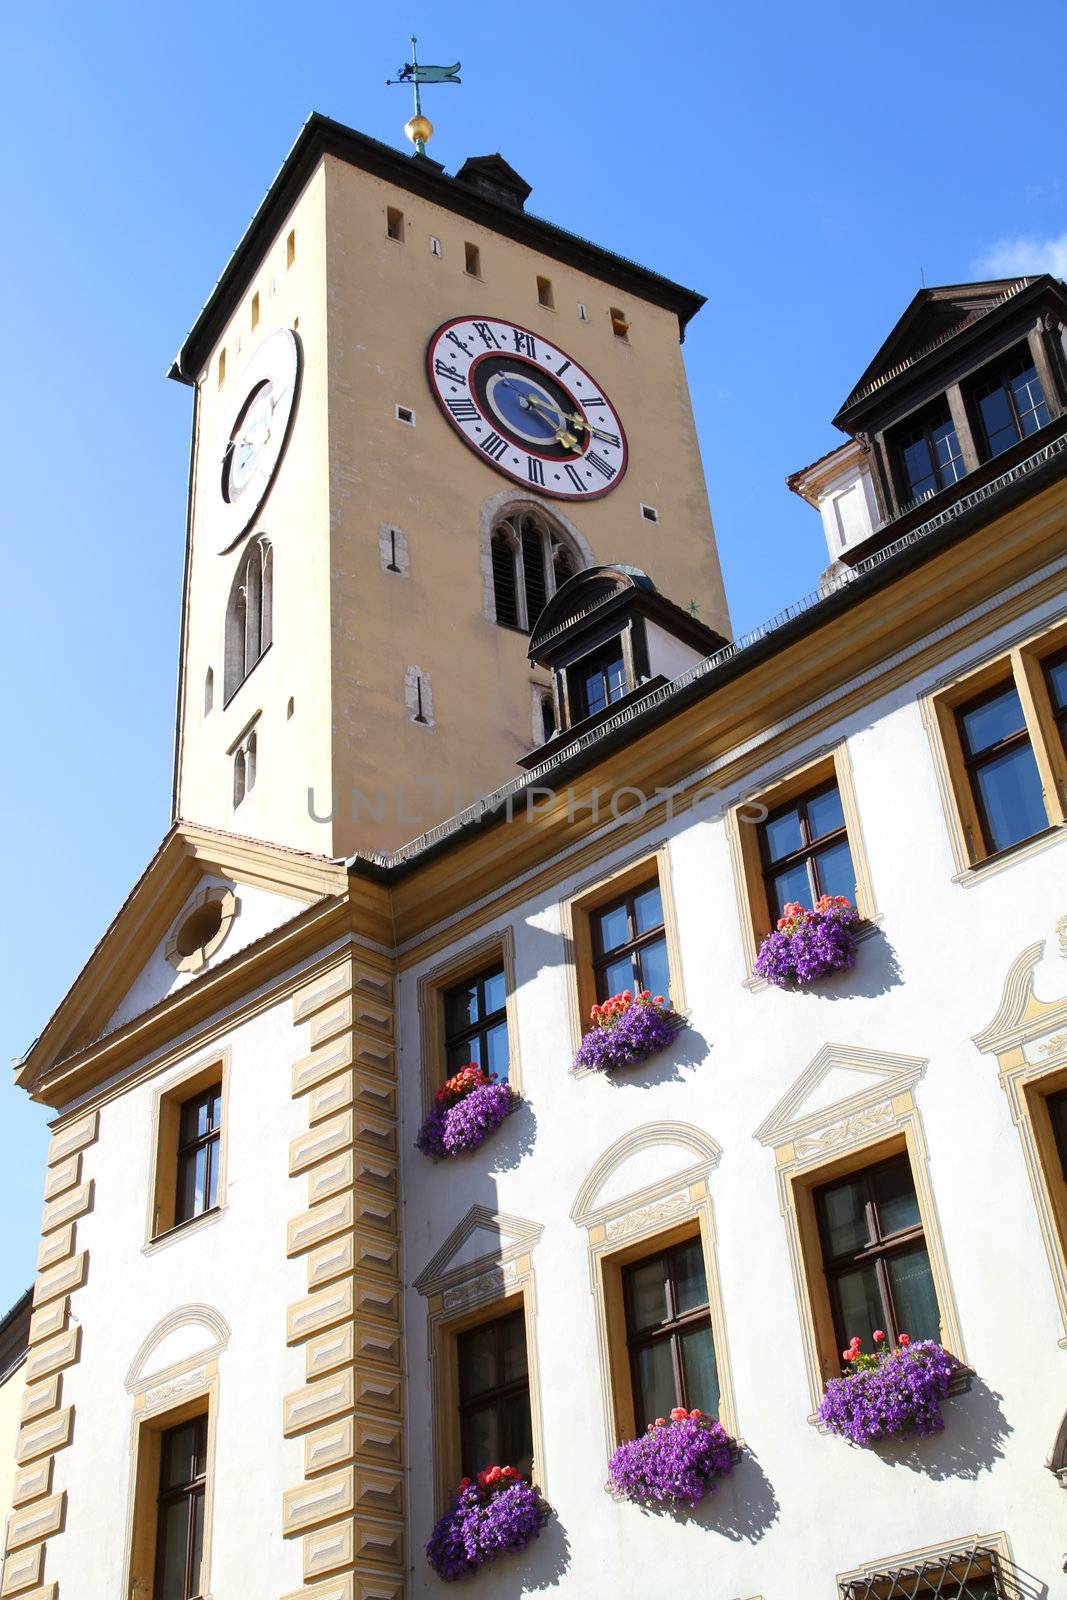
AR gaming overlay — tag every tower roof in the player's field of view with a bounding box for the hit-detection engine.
[170,113,706,383]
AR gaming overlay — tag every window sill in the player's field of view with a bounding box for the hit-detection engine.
[952,822,1065,887]
[742,915,883,993]
[144,1205,225,1255]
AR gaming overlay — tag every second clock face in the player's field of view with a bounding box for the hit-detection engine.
[426,317,628,500]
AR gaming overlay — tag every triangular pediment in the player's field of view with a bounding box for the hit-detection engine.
[754,1044,927,1148]
[840,277,1038,413]
[414,1206,543,1297]
[17,822,348,1101]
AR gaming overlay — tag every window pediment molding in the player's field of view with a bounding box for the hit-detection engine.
[754,1043,928,1152]
[414,1204,543,1300]
[973,931,1067,1055]
[125,1303,231,1395]
[571,1121,721,1231]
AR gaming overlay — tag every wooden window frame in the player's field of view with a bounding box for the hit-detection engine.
[563,846,686,1058]
[570,637,629,722]
[890,403,966,507]
[621,1236,715,1429]
[1023,1062,1067,1314]
[443,962,509,1080]
[146,1056,229,1245]
[417,930,521,1114]
[757,776,854,921]
[154,1414,208,1600]
[174,1086,223,1229]
[456,1306,533,1478]
[728,745,876,981]
[968,346,1050,459]
[590,880,669,1003]
[126,1391,216,1600]
[925,620,1067,874]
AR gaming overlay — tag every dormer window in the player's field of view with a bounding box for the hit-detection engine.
[894,403,965,505]
[573,639,628,719]
[970,349,1050,458]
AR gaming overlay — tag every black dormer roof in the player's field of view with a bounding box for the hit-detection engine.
[528,564,726,663]
[454,153,532,211]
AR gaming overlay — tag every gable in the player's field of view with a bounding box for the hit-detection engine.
[414,1206,543,1297]
[754,1043,927,1148]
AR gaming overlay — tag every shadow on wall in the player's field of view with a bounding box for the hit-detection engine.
[866,1376,1012,1480]
[688,1449,780,1543]
[601,1024,710,1090]
[460,1514,572,1595]
[775,925,904,1002]
[483,1098,538,1173]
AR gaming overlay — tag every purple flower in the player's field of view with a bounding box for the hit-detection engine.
[426,1473,551,1581]
[416,1080,516,1161]
[818,1340,956,1446]
[573,998,685,1074]
[754,897,860,988]
[606,1414,735,1507]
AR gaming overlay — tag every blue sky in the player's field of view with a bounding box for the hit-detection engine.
[1,0,1064,1310]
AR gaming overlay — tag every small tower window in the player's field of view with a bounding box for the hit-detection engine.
[250,292,260,331]
[610,307,630,341]
[203,667,214,717]
[379,523,409,575]
[217,348,226,387]
[286,230,296,268]
[521,521,548,627]
[640,503,660,524]
[536,275,554,310]
[429,236,442,257]
[405,666,434,726]
[387,207,405,242]
[464,241,481,277]
[538,688,556,742]
[489,510,584,632]
[224,536,273,702]
[395,404,415,426]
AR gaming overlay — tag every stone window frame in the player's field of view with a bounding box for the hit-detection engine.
[416,927,521,1116]
[973,923,1067,1346]
[478,488,594,629]
[724,741,879,986]
[120,1307,228,1600]
[559,842,686,1061]
[164,885,238,975]
[144,1050,231,1248]
[570,1121,739,1455]
[413,1206,546,1514]
[835,1529,1019,1600]
[920,614,1067,881]
[754,1044,966,1419]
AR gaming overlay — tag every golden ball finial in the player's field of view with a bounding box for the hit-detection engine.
[405,113,433,148]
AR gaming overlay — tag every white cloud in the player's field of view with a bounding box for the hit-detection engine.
[974,231,1067,279]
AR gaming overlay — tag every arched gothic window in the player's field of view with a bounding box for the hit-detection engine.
[490,510,583,633]
[224,536,273,701]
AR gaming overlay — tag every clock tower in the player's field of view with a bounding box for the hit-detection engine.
[170,115,730,858]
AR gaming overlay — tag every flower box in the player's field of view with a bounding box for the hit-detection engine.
[606,1408,735,1508]
[818,1333,956,1446]
[426,1467,551,1582]
[572,989,685,1074]
[416,1065,517,1160]
[754,895,860,988]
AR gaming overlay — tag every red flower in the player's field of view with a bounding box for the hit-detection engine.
[689,1409,702,1419]
[873,1330,885,1343]
[669,1407,688,1422]
[898,1332,911,1346]
[622,989,633,1003]
[654,1417,666,1428]
[842,1347,856,1362]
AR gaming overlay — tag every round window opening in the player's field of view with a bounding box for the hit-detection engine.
[175,900,225,959]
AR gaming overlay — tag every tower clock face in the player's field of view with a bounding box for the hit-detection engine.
[214,328,301,553]
[426,317,627,500]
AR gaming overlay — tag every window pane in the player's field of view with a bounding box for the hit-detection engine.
[932,418,965,484]
[484,1021,510,1081]
[156,1498,191,1600]
[179,1097,202,1146]
[626,1258,668,1332]
[977,382,1019,456]
[205,1140,219,1211]
[886,1246,940,1343]
[161,1422,200,1490]
[632,884,664,935]
[601,953,635,998]
[805,785,845,840]
[637,938,670,1002]
[1046,654,1067,714]
[500,1315,528,1384]
[595,902,631,955]
[959,684,1026,754]
[208,1089,222,1131]
[447,1038,478,1074]
[193,1147,208,1217]
[482,969,506,1015]
[973,744,1047,852]
[871,1157,921,1237]
[672,1239,709,1315]
[817,1175,870,1259]
[176,1152,198,1226]
[458,1325,499,1400]
[189,1487,205,1599]
[768,860,812,917]
[762,806,803,863]
[812,838,856,902]
[633,1339,678,1427]
[461,1404,500,1475]
[1011,363,1049,434]
[679,1324,720,1417]
[444,980,479,1036]
[901,433,937,501]
[500,1390,533,1477]
[831,1262,886,1351]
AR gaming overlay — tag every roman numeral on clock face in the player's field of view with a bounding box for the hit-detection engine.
[512,330,536,358]
[580,395,605,409]
[473,322,501,349]
[586,451,616,480]
[434,359,467,386]
[446,397,479,421]
[563,464,588,492]
[527,456,545,486]
[479,431,509,461]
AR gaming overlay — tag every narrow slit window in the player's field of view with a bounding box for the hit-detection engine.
[536,275,554,309]
[217,349,226,387]
[577,303,589,321]
[610,307,630,341]
[396,404,415,426]
[429,236,442,257]
[250,292,260,331]
[464,241,481,277]
[286,230,296,268]
[387,206,405,242]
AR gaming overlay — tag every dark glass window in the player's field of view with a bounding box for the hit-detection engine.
[815,1153,940,1359]
[758,781,856,920]
[956,682,1046,855]
[175,1087,222,1226]
[574,639,628,719]
[623,1237,720,1430]
[591,881,670,1003]
[896,406,966,503]
[540,691,556,741]
[1045,647,1067,755]
[972,353,1050,458]
[491,534,519,628]
[521,522,548,628]
[1047,1087,1067,1185]
[443,965,509,1081]
[155,1416,207,1600]
[457,1310,533,1477]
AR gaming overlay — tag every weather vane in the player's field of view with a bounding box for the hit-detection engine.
[386,36,461,156]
